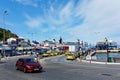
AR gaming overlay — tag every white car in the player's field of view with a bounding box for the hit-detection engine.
[16,51,23,55]
[34,56,38,62]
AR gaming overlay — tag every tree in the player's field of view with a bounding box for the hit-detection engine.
[0,28,18,41]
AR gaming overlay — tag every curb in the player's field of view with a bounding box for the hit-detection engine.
[78,59,120,65]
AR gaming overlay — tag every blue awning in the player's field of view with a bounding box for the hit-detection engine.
[0,46,11,50]
[25,46,32,49]
[4,47,11,50]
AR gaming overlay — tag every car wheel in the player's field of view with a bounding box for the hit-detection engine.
[23,68,27,73]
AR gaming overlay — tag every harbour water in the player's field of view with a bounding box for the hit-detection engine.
[95,52,120,62]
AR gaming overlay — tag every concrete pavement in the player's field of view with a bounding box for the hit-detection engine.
[0,54,120,80]
[1,54,120,65]
[38,55,120,65]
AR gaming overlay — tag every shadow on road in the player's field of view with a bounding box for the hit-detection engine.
[16,69,46,74]
[30,70,46,74]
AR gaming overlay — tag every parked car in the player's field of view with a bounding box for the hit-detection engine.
[50,52,55,56]
[66,53,76,60]
[42,50,51,57]
[15,58,42,73]
[16,50,23,55]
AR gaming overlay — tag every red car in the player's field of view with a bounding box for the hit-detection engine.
[15,58,42,73]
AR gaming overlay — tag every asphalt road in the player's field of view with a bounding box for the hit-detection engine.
[0,55,120,80]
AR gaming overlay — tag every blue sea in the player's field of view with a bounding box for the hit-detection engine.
[95,52,120,62]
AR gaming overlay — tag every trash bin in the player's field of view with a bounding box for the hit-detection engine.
[108,57,112,62]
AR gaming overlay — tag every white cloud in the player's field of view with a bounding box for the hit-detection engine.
[25,14,44,28]
[23,0,120,43]
[65,0,120,43]
[14,0,38,7]
[59,1,73,19]
[43,0,79,30]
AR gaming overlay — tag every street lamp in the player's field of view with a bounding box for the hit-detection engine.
[106,42,109,62]
[3,10,8,43]
[105,38,109,62]
[2,10,8,58]
[77,39,81,58]
[77,39,80,51]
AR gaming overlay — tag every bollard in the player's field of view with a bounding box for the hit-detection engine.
[79,56,83,63]
[89,60,91,64]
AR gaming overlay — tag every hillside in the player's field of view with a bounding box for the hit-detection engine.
[0,28,18,41]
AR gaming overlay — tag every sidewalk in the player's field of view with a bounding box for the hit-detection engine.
[77,58,120,65]
[0,55,30,61]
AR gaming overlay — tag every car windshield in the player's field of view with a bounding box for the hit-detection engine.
[24,58,35,63]
[67,54,74,56]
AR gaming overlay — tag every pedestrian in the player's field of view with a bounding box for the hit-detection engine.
[1,49,4,58]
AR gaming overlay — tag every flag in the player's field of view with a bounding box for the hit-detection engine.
[104,37,108,43]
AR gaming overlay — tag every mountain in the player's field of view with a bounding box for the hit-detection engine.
[0,28,18,41]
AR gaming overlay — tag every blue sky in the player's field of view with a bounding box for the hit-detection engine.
[0,0,120,44]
